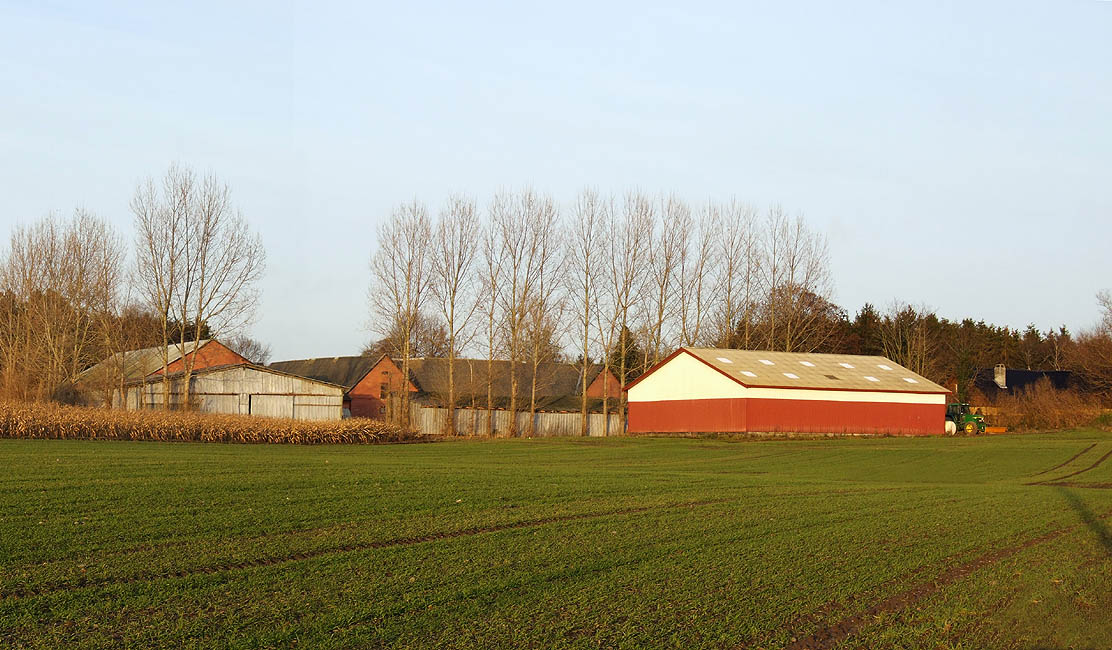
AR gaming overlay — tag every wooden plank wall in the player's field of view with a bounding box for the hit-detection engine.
[410,405,624,437]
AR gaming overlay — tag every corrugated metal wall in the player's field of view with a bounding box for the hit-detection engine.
[124,366,343,421]
[409,405,624,437]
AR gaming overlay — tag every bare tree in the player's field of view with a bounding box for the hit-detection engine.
[597,191,654,435]
[0,211,125,401]
[566,188,606,435]
[491,189,559,437]
[676,207,717,347]
[132,165,191,408]
[225,333,272,365]
[711,200,761,348]
[478,209,505,436]
[878,302,936,376]
[523,211,563,436]
[361,311,451,359]
[644,194,688,365]
[369,199,431,426]
[759,206,834,352]
[429,195,480,434]
[1072,292,1112,395]
[174,172,266,408]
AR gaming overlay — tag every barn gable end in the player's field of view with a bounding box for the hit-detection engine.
[627,351,745,402]
[157,340,248,375]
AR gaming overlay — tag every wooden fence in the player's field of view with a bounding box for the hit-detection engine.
[410,405,624,437]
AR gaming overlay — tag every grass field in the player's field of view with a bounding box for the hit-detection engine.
[2,432,1112,649]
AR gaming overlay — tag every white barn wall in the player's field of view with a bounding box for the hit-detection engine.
[628,353,744,402]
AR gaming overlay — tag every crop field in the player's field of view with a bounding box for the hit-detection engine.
[2,432,1112,649]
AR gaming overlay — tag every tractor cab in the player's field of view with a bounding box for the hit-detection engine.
[946,402,986,435]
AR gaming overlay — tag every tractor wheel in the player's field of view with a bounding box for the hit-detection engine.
[964,421,978,435]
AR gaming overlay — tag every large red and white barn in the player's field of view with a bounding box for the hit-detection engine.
[626,348,949,436]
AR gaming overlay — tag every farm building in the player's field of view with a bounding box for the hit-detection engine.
[626,348,949,436]
[75,339,344,421]
[74,339,248,406]
[121,364,344,420]
[268,354,624,434]
[406,358,623,436]
[971,365,1075,402]
[268,355,401,418]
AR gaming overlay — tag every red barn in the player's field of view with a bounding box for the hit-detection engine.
[626,348,948,436]
[268,355,414,418]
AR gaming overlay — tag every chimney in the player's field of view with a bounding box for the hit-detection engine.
[994,364,1007,390]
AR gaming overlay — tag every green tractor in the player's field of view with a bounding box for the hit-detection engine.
[946,403,986,435]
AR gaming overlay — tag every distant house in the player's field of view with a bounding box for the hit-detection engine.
[972,365,1075,403]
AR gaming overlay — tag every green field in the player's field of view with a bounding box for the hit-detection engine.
[2,433,1111,649]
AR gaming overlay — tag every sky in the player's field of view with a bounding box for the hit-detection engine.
[1,0,1109,361]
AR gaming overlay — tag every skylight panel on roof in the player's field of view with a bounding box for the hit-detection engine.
[902,377,919,383]
[864,376,879,382]
[839,362,855,369]
[740,370,757,378]
[799,361,815,367]
[716,357,733,364]
[759,359,774,365]
[783,372,799,379]
[878,364,893,371]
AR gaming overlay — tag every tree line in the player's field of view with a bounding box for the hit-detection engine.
[369,189,1112,435]
[3,175,1108,423]
[0,164,268,408]
[371,189,846,436]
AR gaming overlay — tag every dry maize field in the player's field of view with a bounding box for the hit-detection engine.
[0,401,416,445]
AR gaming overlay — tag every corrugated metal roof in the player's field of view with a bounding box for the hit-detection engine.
[124,362,347,390]
[76,340,211,385]
[681,348,948,394]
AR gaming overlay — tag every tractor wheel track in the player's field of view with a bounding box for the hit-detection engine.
[0,498,726,601]
[781,507,1112,650]
[1029,443,1097,477]
[1028,448,1112,485]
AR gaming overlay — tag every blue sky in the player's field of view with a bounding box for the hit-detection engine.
[2,1,1109,360]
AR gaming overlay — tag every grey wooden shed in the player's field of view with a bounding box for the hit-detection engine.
[121,364,345,421]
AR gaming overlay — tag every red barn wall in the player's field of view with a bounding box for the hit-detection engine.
[628,398,944,436]
[628,398,746,433]
[156,341,248,375]
[348,356,416,419]
[585,369,623,399]
[746,399,944,436]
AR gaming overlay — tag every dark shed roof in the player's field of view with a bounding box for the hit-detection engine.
[268,356,379,390]
[972,367,1075,401]
[406,358,603,401]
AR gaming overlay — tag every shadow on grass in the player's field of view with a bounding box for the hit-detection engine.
[1057,487,1112,556]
